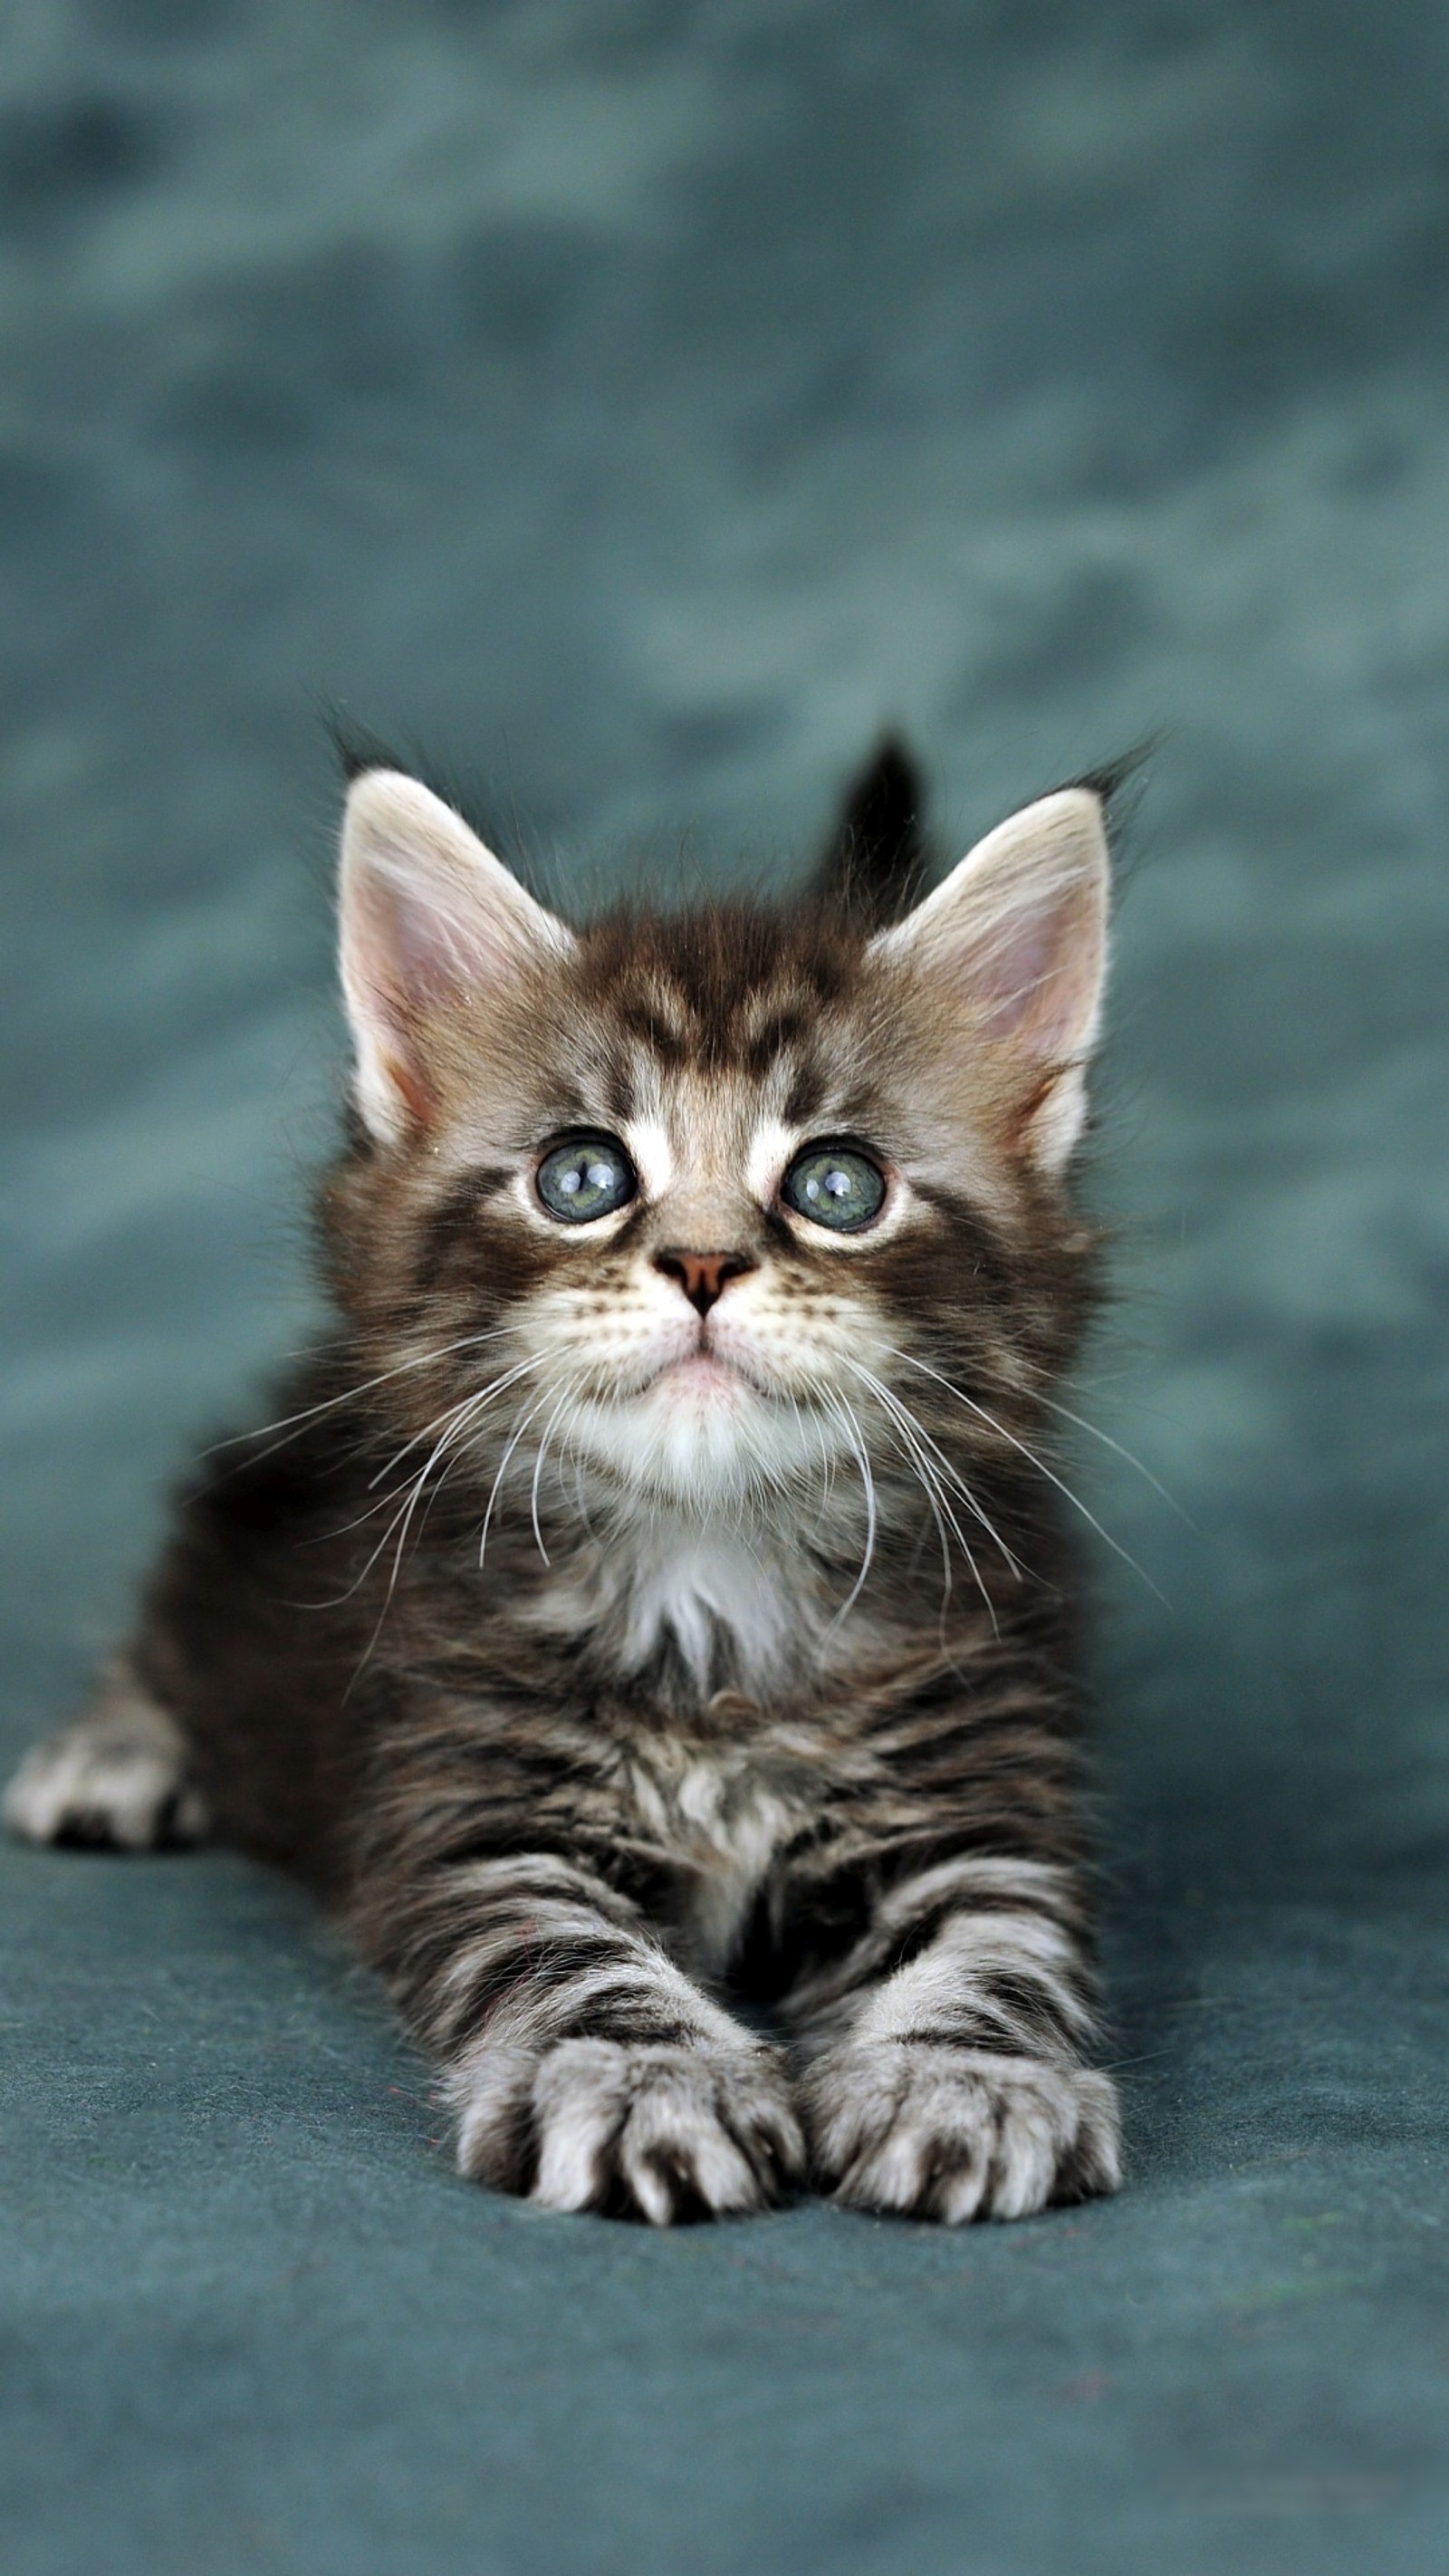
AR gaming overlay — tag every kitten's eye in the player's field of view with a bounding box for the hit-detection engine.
[781,1142,887,1233]
[536,1132,637,1224]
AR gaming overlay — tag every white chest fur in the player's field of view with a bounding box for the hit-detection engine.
[532,1517,828,1697]
[616,1525,804,1692]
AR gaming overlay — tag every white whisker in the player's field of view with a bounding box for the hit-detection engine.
[529,1388,576,1565]
[1032,1389,1192,1523]
[313,1360,542,1547]
[843,1360,999,1630]
[203,1330,516,1467]
[366,1356,538,1491]
[478,1389,555,1567]
[886,1346,1168,1604]
[819,1389,877,1626]
[845,1358,1023,1590]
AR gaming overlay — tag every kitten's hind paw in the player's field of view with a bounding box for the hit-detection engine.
[451,2037,806,2224]
[4,1679,209,1852]
[803,2042,1121,2224]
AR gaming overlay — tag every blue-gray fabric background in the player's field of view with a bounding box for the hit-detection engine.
[4,5,1447,2571]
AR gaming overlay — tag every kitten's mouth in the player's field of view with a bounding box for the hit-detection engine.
[648,1334,791,1406]
[592,1332,794,1411]
[657,1349,742,1396]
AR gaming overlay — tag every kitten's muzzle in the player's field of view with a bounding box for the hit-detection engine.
[652,1248,757,1319]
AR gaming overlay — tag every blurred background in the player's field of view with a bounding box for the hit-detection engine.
[4,6,1448,2575]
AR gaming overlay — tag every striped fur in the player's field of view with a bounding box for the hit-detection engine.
[6,746,1127,2223]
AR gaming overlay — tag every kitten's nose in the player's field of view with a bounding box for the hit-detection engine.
[653,1248,756,1319]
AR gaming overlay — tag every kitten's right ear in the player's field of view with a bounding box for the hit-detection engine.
[339,769,573,1144]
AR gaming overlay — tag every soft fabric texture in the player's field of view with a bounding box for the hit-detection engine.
[3,4,1447,2571]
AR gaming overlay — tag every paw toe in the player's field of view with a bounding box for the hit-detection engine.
[455,2037,802,2224]
[807,2044,1121,2225]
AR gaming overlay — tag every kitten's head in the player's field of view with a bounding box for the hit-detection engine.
[323,753,1110,1534]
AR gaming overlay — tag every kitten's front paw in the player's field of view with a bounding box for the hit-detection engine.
[803,2043,1121,2223]
[451,2038,806,2224]
[5,1699,209,1852]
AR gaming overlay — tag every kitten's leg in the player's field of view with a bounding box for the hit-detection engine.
[362,1850,804,2223]
[786,1856,1121,2223]
[4,1662,210,1851]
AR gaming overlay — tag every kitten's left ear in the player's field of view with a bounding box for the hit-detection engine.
[870,786,1109,1173]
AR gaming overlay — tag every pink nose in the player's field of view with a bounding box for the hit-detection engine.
[653,1248,756,1319]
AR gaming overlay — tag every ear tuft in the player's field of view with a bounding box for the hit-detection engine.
[321,706,406,785]
[338,770,572,1145]
[871,786,1110,1173]
[811,735,930,925]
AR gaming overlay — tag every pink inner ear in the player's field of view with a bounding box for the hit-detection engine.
[968,885,1098,1058]
[344,885,446,1125]
[342,860,491,1139]
[368,870,475,1014]
[971,902,1058,1040]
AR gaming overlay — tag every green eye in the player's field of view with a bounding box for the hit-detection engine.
[536,1133,636,1224]
[782,1142,887,1233]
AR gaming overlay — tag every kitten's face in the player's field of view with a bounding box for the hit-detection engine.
[415,928,934,1507]
[497,1065,894,1508]
[329,769,1109,1523]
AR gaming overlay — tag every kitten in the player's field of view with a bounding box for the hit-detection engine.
[6,741,1124,2225]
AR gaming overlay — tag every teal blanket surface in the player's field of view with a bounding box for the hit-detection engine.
[4,6,1447,2572]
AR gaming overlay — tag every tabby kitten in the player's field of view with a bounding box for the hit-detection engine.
[6,742,1124,2225]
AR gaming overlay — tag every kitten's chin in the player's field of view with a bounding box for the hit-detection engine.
[567,1359,825,1509]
